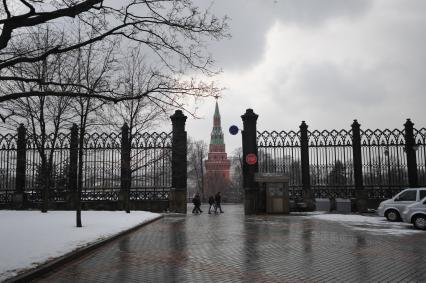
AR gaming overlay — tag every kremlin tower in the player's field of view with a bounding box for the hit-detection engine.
[204,100,231,198]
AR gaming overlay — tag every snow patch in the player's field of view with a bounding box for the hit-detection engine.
[0,210,161,281]
[311,214,422,236]
[290,211,328,216]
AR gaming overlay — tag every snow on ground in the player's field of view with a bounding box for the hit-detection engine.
[290,211,327,216]
[0,210,161,281]
[311,213,423,236]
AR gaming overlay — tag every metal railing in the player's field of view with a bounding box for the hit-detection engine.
[257,120,426,200]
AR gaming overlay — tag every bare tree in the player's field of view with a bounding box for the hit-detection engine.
[71,31,117,227]
[228,147,243,202]
[100,46,172,211]
[103,46,168,136]
[1,26,75,212]
[0,0,228,108]
[187,137,208,201]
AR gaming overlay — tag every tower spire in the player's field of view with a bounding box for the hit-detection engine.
[210,99,224,145]
[204,98,231,199]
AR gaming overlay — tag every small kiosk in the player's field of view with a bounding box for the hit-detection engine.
[254,173,290,214]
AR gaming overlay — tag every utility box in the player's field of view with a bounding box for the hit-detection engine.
[255,173,290,214]
[315,198,331,212]
[336,198,351,213]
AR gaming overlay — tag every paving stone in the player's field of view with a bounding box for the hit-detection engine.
[33,204,426,283]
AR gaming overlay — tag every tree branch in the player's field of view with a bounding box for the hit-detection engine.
[0,0,103,49]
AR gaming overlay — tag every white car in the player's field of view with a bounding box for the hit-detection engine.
[402,197,426,230]
[377,188,426,222]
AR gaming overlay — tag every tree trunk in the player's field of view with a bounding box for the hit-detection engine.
[76,128,84,227]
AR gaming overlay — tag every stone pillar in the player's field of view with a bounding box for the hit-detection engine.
[241,109,259,214]
[300,121,315,211]
[352,120,367,212]
[121,123,131,213]
[170,110,187,213]
[14,124,26,209]
[404,119,418,188]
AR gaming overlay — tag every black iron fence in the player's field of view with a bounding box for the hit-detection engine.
[257,119,426,201]
[0,110,188,211]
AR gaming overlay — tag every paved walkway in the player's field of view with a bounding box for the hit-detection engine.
[34,205,425,283]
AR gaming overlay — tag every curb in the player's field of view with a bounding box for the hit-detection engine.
[4,214,164,283]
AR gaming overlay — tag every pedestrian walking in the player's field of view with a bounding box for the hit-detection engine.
[208,195,215,214]
[214,192,224,213]
[192,193,203,214]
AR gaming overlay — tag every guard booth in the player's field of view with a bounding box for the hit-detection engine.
[254,173,290,214]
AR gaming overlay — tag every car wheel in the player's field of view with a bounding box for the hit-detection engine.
[413,215,426,230]
[385,209,400,222]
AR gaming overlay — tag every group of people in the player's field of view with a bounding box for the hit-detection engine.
[192,192,224,214]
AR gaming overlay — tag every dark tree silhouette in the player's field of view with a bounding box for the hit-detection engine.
[187,138,208,201]
[0,0,228,112]
[328,160,347,186]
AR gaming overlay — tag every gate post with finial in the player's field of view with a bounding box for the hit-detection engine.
[121,123,131,213]
[352,120,367,212]
[14,124,27,209]
[241,109,259,214]
[404,119,418,188]
[170,110,188,213]
[300,121,315,211]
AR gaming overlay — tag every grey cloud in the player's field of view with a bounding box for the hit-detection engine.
[202,0,372,70]
[292,63,386,107]
[187,0,426,153]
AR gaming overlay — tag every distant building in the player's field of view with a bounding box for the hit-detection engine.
[204,100,231,199]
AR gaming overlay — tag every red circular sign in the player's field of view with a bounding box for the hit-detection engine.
[246,153,257,165]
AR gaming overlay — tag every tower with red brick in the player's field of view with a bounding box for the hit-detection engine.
[204,100,231,197]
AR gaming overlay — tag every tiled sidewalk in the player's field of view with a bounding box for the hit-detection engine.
[34,205,426,283]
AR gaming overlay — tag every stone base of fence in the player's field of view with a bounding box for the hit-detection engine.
[169,189,187,213]
[0,200,169,212]
[355,190,368,213]
[12,192,26,210]
[244,189,258,214]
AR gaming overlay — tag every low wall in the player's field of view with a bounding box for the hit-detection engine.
[0,200,169,212]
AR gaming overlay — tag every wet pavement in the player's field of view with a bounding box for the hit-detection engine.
[34,204,425,283]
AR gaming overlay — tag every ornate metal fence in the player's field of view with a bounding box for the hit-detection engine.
[0,133,17,203]
[25,132,71,203]
[257,130,302,199]
[257,121,426,201]
[414,128,426,185]
[360,129,408,199]
[0,128,172,204]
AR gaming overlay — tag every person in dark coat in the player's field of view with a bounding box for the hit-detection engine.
[214,192,224,213]
[208,195,215,214]
[192,193,203,214]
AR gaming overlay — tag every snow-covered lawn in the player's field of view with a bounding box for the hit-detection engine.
[0,210,161,281]
[311,213,423,236]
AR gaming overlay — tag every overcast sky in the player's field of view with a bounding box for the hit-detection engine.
[185,0,426,154]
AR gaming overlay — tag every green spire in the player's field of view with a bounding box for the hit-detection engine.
[210,101,224,145]
[214,101,220,117]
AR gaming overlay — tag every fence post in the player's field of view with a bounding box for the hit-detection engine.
[352,120,367,212]
[68,124,78,209]
[121,123,131,213]
[300,121,315,211]
[14,124,26,209]
[241,109,259,214]
[404,119,418,188]
[170,110,187,213]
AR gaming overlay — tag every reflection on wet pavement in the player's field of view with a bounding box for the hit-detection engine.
[35,204,426,283]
